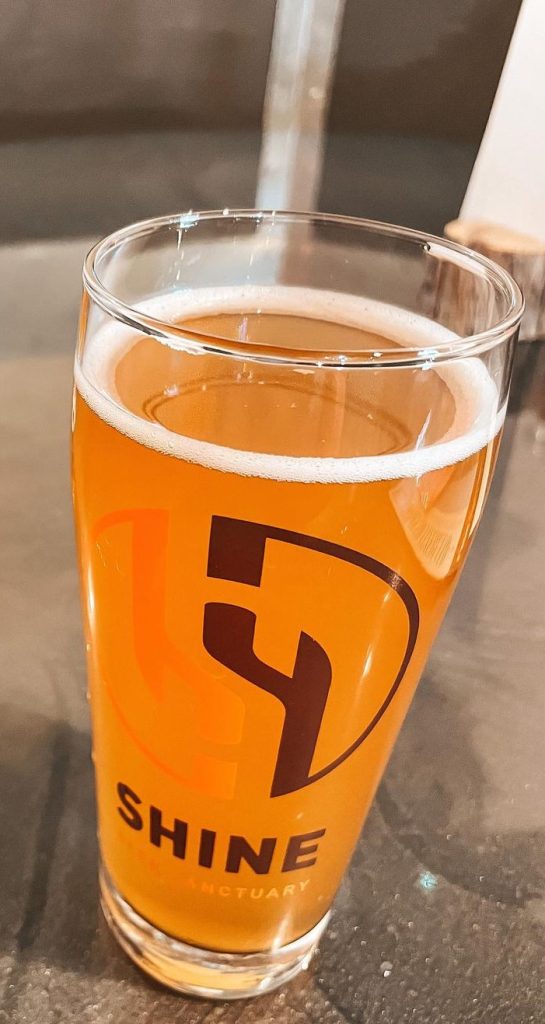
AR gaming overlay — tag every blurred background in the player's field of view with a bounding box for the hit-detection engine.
[2,0,522,242]
[1,0,524,359]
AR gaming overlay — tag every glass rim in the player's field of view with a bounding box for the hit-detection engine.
[83,209,524,368]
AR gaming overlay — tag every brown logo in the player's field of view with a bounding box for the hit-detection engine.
[203,517,419,797]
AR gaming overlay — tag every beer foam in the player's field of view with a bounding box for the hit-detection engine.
[76,286,504,483]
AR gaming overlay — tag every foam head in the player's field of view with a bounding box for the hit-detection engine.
[75,286,503,483]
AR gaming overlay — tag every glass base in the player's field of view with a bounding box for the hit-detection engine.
[99,867,330,1000]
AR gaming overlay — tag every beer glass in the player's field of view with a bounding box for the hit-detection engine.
[72,211,522,998]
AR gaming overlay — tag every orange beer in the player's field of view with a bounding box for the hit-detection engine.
[72,213,521,998]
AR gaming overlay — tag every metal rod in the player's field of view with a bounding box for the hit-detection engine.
[256,0,345,211]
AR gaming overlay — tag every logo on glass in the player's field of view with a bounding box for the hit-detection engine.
[203,516,420,797]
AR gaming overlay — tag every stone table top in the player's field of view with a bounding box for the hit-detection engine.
[1,241,545,1022]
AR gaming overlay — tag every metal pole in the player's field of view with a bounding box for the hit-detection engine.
[256,0,345,211]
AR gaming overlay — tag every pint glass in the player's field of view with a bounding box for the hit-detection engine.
[72,211,522,998]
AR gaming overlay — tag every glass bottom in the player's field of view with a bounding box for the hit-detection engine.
[99,865,330,1000]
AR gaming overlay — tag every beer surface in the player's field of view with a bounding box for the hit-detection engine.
[73,287,501,951]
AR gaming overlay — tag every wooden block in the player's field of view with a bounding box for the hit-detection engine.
[445,219,545,340]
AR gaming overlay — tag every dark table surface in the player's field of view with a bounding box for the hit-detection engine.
[1,247,545,1022]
